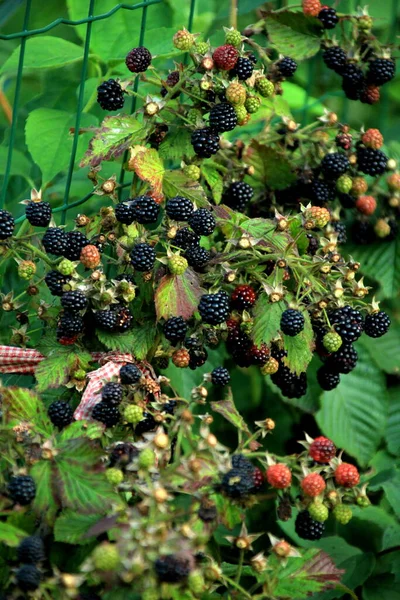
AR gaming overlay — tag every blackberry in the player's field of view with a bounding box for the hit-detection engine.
[25,201,52,227]
[155,554,191,583]
[64,231,89,260]
[317,366,341,391]
[48,400,74,428]
[357,147,388,176]
[94,309,118,332]
[295,510,325,540]
[161,71,180,98]
[189,345,208,369]
[276,57,298,77]
[188,208,216,236]
[174,227,200,250]
[338,193,356,209]
[162,400,177,415]
[16,564,41,592]
[119,363,142,384]
[135,412,157,435]
[318,7,338,29]
[273,368,308,399]
[221,467,254,498]
[248,53,257,64]
[42,227,67,256]
[8,475,36,505]
[231,285,256,310]
[17,536,45,564]
[342,62,365,87]
[163,316,188,344]
[166,196,194,221]
[307,234,319,255]
[45,271,71,296]
[198,500,217,522]
[222,181,254,211]
[115,273,136,284]
[97,78,124,110]
[198,291,230,325]
[322,47,347,73]
[342,79,362,101]
[308,179,335,205]
[352,220,376,245]
[115,305,133,332]
[280,309,305,336]
[109,442,139,467]
[148,123,169,148]
[364,311,391,338]
[130,243,156,271]
[101,382,123,404]
[249,344,269,365]
[115,202,134,224]
[325,343,358,374]
[92,401,120,427]
[185,245,210,269]
[131,195,160,224]
[0,209,14,239]
[226,328,253,357]
[329,306,363,343]
[61,290,88,312]
[57,312,84,338]
[125,47,152,73]
[191,127,220,158]
[332,221,347,244]
[321,152,350,179]
[211,366,230,386]
[209,103,237,132]
[367,58,396,86]
[229,57,254,80]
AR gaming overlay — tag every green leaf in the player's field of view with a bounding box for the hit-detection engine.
[0,522,27,547]
[96,328,137,353]
[348,238,400,299]
[359,321,400,374]
[54,510,100,545]
[214,494,243,529]
[35,351,92,393]
[57,420,104,442]
[211,389,250,435]
[387,387,400,456]
[163,169,208,206]
[30,461,58,524]
[239,217,292,253]
[283,311,314,375]
[0,36,83,73]
[244,141,296,190]
[0,146,32,180]
[3,388,53,436]
[265,12,323,60]
[221,562,255,578]
[158,128,195,160]
[282,82,326,116]
[96,320,156,358]
[252,297,284,346]
[155,269,203,321]
[201,161,224,203]
[316,345,388,466]
[363,575,400,600]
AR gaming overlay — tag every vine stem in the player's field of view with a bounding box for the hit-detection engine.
[235,548,244,583]
[223,576,253,599]
[19,242,54,267]
[230,0,238,29]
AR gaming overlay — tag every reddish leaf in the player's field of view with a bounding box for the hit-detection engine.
[130,146,164,203]
[155,268,203,320]
[303,549,345,585]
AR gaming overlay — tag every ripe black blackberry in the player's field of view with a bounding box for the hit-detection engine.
[308,179,335,205]
[45,271,71,296]
[198,500,217,522]
[188,208,216,236]
[119,363,142,384]
[160,71,180,98]
[48,400,74,428]
[198,291,230,324]
[338,193,356,209]
[221,466,254,498]
[131,195,160,224]
[17,536,45,564]
[209,103,237,132]
[188,345,208,370]
[352,220,376,245]
[130,242,156,271]
[115,273,136,284]
[42,227,68,256]
[148,123,169,148]
[321,152,350,179]
[229,57,254,80]
[342,79,362,101]
[317,366,341,391]
[25,201,52,226]
[276,56,297,77]
[61,290,88,312]
[0,209,14,239]
[332,221,347,244]
[94,309,118,331]
[109,442,139,467]
[222,181,254,211]
[322,46,347,73]
[185,245,210,269]
[155,554,191,583]
[329,305,363,343]
[101,382,123,404]
[97,78,124,110]
[341,62,365,87]
[64,231,89,260]
[162,400,177,416]
[227,328,253,357]
[307,234,319,255]
[115,202,134,224]
[135,412,157,435]
[125,46,152,73]
[173,227,200,250]
[166,196,194,221]
[163,316,188,345]
[364,311,390,338]
[272,368,308,399]
[211,366,230,386]
[57,313,84,338]
[356,147,388,176]
[325,343,358,374]
[281,309,305,336]
[295,510,325,540]
[92,401,120,427]
[318,7,338,29]
[191,127,220,157]
[8,475,36,505]
[367,58,396,86]
[250,344,269,365]
[16,564,41,592]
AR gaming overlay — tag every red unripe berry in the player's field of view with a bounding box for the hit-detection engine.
[252,467,264,491]
[300,472,326,497]
[302,0,322,16]
[361,128,383,149]
[309,436,336,463]
[334,463,360,488]
[266,464,292,489]
[231,285,257,310]
[212,45,239,70]
[356,195,377,215]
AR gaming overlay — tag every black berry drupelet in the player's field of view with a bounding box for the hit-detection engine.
[119,363,142,384]
[321,152,350,179]
[318,7,338,29]
[222,181,254,211]
[341,63,365,100]
[115,305,133,332]
[115,273,136,284]
[125,47,152,73]
[17,536,45,564]
[221,466,254,498]
[185,245,210,269]
[307,234,319,255]
[0,209,14,240]
[94,309,118,332]
[329,305,363,343]
[332,221,347,244]
[188,208,216,236]
[357,147,388,176]
[109,442,139,467]
[352,220,376,245]
[45,271,71,296]
[97,79,125,111]
[160,71,180,98]
[92,401,120,427]
[364,311,391,338]
[325,343,358,374]
[229,57,254,80]
[231,285,256,310]
[115,202,134,224]
[64,231,89,260]
[281,309,305,336]
[16,564,41,592]
[367,58,396,86]
[154,555,191,583]
[276,56,298,77]
[272,367,308,399]
[308,179,335,205]
[163,316,188,345]
[173,227,200,250]
[188,345,208,370]
[322,46,347,73]
[209,102,237,132]
[25,201,52,226]
[338,192,356,209]
[317,366,341,391]
[295,510,325,540]
[131,195,160,224]
[8,475,36,505]
[198,291,230,325]
[48,400,74,428]
[211,366,230,386]
[166,196,194,221]
[130,243,156,271]
[57,313,84,338]
[191,127,220,158]
[42,227,68,256]
[61,290,88,312]
[135,412,157,435]
[101,382,123,404]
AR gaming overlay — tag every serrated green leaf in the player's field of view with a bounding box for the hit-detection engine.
[54,510,100,545]
[283,311,314,375]
[163,169,208,206]
[0,522,27,547]
[211,389,250,434]
[96,329,137,353]
[35,351,92,392]
[213,494,243,529]
[31,461,58,524]
[0,36,83,73]
[221,562,254,578]
[244,141,296,190]
[265,12,322,60]
[239,217,292,252]
[252,298,284,346]
[57,420,104,442]
[387,387,400,456]
[347,239,400,299]
[359,321,400,374]
[155,269,203,321]
[97,321,156,359]
[201,161,224,203]
[158,128,195,160]
[3,388,53,436]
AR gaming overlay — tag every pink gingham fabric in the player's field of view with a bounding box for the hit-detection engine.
[0,345,44,374]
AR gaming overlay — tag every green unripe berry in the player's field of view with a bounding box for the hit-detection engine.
[58,259,75,276]
[255,77,274,98]
[106,468,124,485]
[225,28,242,47]
[187,108,204,126]
[336,175,353,194]
[358,15,373,31]
[173,29,195,51]
[323,332,343,353]
[333,504,353,524]
[234,105,248,125]
[168,255,188,275]
[308,501,329,523]
[18,260,36,280]
[244,96,261,114]
[142,590,159,600]
[123,404,143,424]
[139,447,155,469]
[195,41,209,55]
[184,165,201,181]
[92,543,120,571]
[73,369,86,380]
[356,495,371,508]
[188,570,205,595]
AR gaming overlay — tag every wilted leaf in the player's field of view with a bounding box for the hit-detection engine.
[155,269,203,320]
[244,141,296,190]
[211,389,250,434]
[130,146,164,202]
